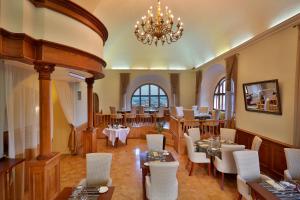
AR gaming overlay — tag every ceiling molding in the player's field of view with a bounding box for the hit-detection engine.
[0,28,106,79]
[29,0,108,43]
[196,13,300,70]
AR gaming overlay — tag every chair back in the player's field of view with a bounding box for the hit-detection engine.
[199,106,209,114]
[176,106,184,118]
[146,134,164,151]
[233,150,261,182]
[183,109,194,120]
[284,148,300,180]
[184,133,194,159]
[220,144,245,174]
[149,161,179,200]
[251,136,262,151]
[86,153,112,187]
[192,105,198,111]
[109,106,116,114]
[187,128,200,142]
[220,128,236,142]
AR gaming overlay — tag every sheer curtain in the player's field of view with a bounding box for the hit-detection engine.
[55,81,77,154]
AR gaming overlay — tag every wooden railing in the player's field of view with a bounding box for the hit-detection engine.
[169,115,232,154]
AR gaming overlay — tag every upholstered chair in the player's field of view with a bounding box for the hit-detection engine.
[146,161,179,200]
[79,153,112,187]
[233,150,271,200]
[284,148,300,181]
[146,134,164,151]
[251,136,263,151]
[220,128,236,143]
[184,133,210,176]
[214,144,245,190]
[187,128,200,143]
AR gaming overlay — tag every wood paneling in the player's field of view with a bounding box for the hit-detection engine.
[29,0,108,43]
[0,28,106,79]
[236,128,293,180]
[26,153,61,200]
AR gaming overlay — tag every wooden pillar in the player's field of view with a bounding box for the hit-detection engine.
[34,63,55,160]
[82,77,97,154]
[86,77,94,130]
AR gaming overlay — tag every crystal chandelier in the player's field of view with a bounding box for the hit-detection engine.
[134,0,184,46]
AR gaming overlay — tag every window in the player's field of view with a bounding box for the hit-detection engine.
[131,84,169,108]
[213,78,226,110]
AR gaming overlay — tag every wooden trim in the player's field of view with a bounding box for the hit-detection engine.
[236,128,294,180]
[29,0,108,43]
[0,28,106,79]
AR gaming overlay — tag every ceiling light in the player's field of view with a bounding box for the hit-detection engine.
[134,0,184,46]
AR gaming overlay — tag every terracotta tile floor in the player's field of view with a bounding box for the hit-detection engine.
[60,139,238,200]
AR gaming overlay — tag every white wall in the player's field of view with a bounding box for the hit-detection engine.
[199,26,298,145]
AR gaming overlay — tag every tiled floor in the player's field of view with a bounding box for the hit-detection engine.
[60,139,238,200]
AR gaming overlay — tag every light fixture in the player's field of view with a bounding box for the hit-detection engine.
[134,0,184,46]
[69,72,85,80]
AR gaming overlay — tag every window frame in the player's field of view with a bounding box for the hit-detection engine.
[131,83,169,108]
[213,77,226,111]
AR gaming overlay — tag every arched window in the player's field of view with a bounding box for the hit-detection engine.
[213,78,226,110]
[131,84,169,108]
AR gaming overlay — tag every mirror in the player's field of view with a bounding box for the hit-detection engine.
[243,79,282,115]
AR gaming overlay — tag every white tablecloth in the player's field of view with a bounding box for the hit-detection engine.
[103,128,130,146]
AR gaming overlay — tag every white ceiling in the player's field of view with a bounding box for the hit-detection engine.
[72,0,300,70]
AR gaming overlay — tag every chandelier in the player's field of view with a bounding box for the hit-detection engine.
[134,0,184,46]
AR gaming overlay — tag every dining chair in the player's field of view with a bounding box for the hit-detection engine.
[146,134,164,151]
[146,161,179,200]
[214,144,245,190]
[233,150,271,200]
[199,106,209,114]
[184,133,210,176]
[110,106,123,124]
[175,106,184,118]
[284,148,300,181]
[153,107,164,123]
[139,106,152,124]
[125,106,137,126]
[251,136,262,151]
[203,110,220,136]
[79,153,112,187]
[220,128,236,143]
[187,128,200,143]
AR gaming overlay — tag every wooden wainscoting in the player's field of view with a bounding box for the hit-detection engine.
[236,128,294,180]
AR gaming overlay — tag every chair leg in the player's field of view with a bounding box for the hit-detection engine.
[185,160,190,170]
[189,162,194,176]
[208,163,211,176]
[237,193,242,200]
[214,167,217,177]
[221,172,224,190]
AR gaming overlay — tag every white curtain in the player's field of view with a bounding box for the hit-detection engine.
[55,81,77,154]
[1,61,40,158]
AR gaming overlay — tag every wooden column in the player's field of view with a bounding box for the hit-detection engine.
[82,77,97,154]
[86,78,95,130]
[34,63,55,160]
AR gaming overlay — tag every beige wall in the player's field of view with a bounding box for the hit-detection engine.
[94,70,196,113]
[199,27,298,145]
[52,82,71,154]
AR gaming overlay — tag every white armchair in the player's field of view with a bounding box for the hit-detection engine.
[79,153,112,187]
[220,128,236,142]
[214,144,245,190]
[284,148,300,181]
[146,134,164,152]
[146,161,179,200]
[184,133,210,176]
[187,128,200,142]
[251,136,262,151]
[233,150,271,200]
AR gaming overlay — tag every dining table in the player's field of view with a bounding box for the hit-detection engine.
[103,126,130,147]
[55,186,115,200]
[139,151,176,200]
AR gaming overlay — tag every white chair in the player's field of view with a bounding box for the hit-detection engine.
[220,128,236,142]
[184,133,210,176]
[79,153,112,187]
[214,144,245,190]
[233,150,271,200]
[146,161,179,200]
[175,106,184,118]
[187,128,200,143]
[251,136,262,151]
[146,134,164,151]
[284,148,300,181]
